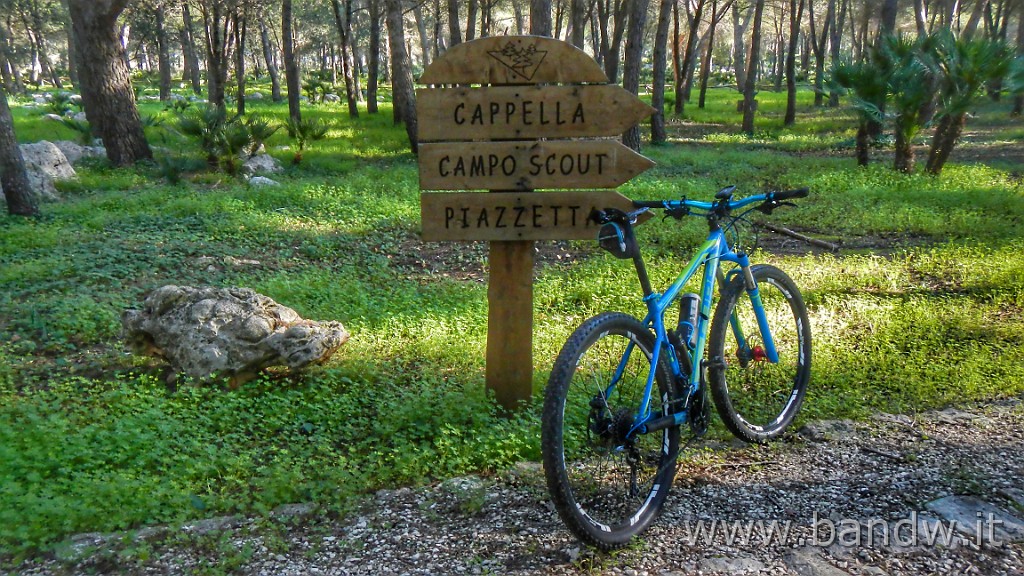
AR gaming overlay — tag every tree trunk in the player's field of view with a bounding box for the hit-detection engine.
[67,0,152,167]
[1014,2,1023,115]
[61,0,79,88]
[156,3,172,101]
[331,0,360,118]
[233,7,247,116]
[894,129,915,173]
[808,0,833,107]
[0,87,36,217]
[466,0,478,41]
[385,0,417,154]
[926,113,965,175]
[622,0,650,151]
[413,2,431,68]
[368,0,381,113]
[0,19,23,94]
[733,2,754,91]
[784,0,804,126]
[828,0,846,106]
[259,18,282,102]
[855,122,869,165]
[513,0,527,34]
[448,0,463,46]
[651,0,673,144]
[914,0,928,36]
[741,0,765,135]
[200,0,232,109]
[604,0,628,83]
[282,0,301,123]
[570,0,587,48]
[531,0,553,36]
[880,0,899,38]
[698,0,719,109]
[679,0,707,111]
[28,5,61,88]
[672,0,682,113]
[181,1,203,95]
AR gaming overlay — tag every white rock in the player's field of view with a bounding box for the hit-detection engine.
[18,141,76,201]
[242,153,283,176]
[248,176,280,187]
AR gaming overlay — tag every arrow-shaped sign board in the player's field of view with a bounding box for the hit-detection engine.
[421,191,644,242]
[419,140,655,191]
[417,85,657,142]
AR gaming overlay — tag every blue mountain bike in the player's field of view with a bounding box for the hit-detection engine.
[541,186,812,549]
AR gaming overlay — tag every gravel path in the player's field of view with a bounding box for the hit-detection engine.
[16,399,1024,576]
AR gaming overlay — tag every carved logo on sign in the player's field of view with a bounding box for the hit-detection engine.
[487,42,547,81]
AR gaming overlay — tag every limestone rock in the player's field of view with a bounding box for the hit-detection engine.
[241,153,283,176]
[121,285,350,384]
[324,93,341,103]
[17,141,76,201]
[52,140,105,165]
[248,176,280,187]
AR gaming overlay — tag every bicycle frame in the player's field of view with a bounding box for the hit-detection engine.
[604,196,782,438]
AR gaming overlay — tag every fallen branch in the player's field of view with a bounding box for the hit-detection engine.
[760,223,840,252]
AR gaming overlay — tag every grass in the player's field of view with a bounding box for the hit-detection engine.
[2,83,1024,561]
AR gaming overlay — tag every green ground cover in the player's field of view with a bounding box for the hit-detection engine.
[1,85,1023,560]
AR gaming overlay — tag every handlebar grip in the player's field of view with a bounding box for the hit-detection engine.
[633,200,667,209]
[772,187,809,201]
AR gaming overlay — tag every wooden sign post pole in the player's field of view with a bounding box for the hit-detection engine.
[416,36,655,411]
[486,239,534,410]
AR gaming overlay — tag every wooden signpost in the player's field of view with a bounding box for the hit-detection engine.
[416,36,655,410]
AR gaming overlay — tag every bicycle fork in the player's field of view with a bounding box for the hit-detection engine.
[725,260,780,364]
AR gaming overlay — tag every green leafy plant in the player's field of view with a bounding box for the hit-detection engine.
[284,117,329,164]
[46,91,74,116]
[926,32,1022,175]
[59,116,94,145]
[175,105,279,174]
[828,59,887,166]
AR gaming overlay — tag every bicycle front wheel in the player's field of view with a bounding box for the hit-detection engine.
[708,265,811,443]
[542,312,681,550]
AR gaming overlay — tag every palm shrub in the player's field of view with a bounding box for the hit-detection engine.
[879,34,938,173]
[926,32,1020,175]
[284,116,329,164]
[175,105,278,174]
[829,59,888,166]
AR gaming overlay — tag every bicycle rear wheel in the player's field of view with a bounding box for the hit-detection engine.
[542,312,681,550]
[708,265,811,443]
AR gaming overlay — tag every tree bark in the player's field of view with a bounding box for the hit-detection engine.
[741,0,765,135]
[67,0,152,167]
[651,0,674,144]
[0,87,36,217]
[880,0,899,38]
[199,0,233,110]
[0,18,23,94]
[155,2,173,101]
[413,1,431,67]
[385,0,417,154]
[368,0,381,113]
[531,0,553,36]
[696,0,720,108]
[784,0,804,126]
[181,1,203,95]
[602,0,628,83]
[570,0,587,48]
[1014,2,1023,115]
[894,129,915,173]
[679,0,708,111]
[331,0,360,117]
[926,113,965,175]
[622,0,650,151]
[828,0,847,106]
[808,0,833,106]
[448,0,463,46]
[733,1,754,91]
[282,0,301,123]
[466,0,478,41]
[259,17,282,102]
[233,5,247,116]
